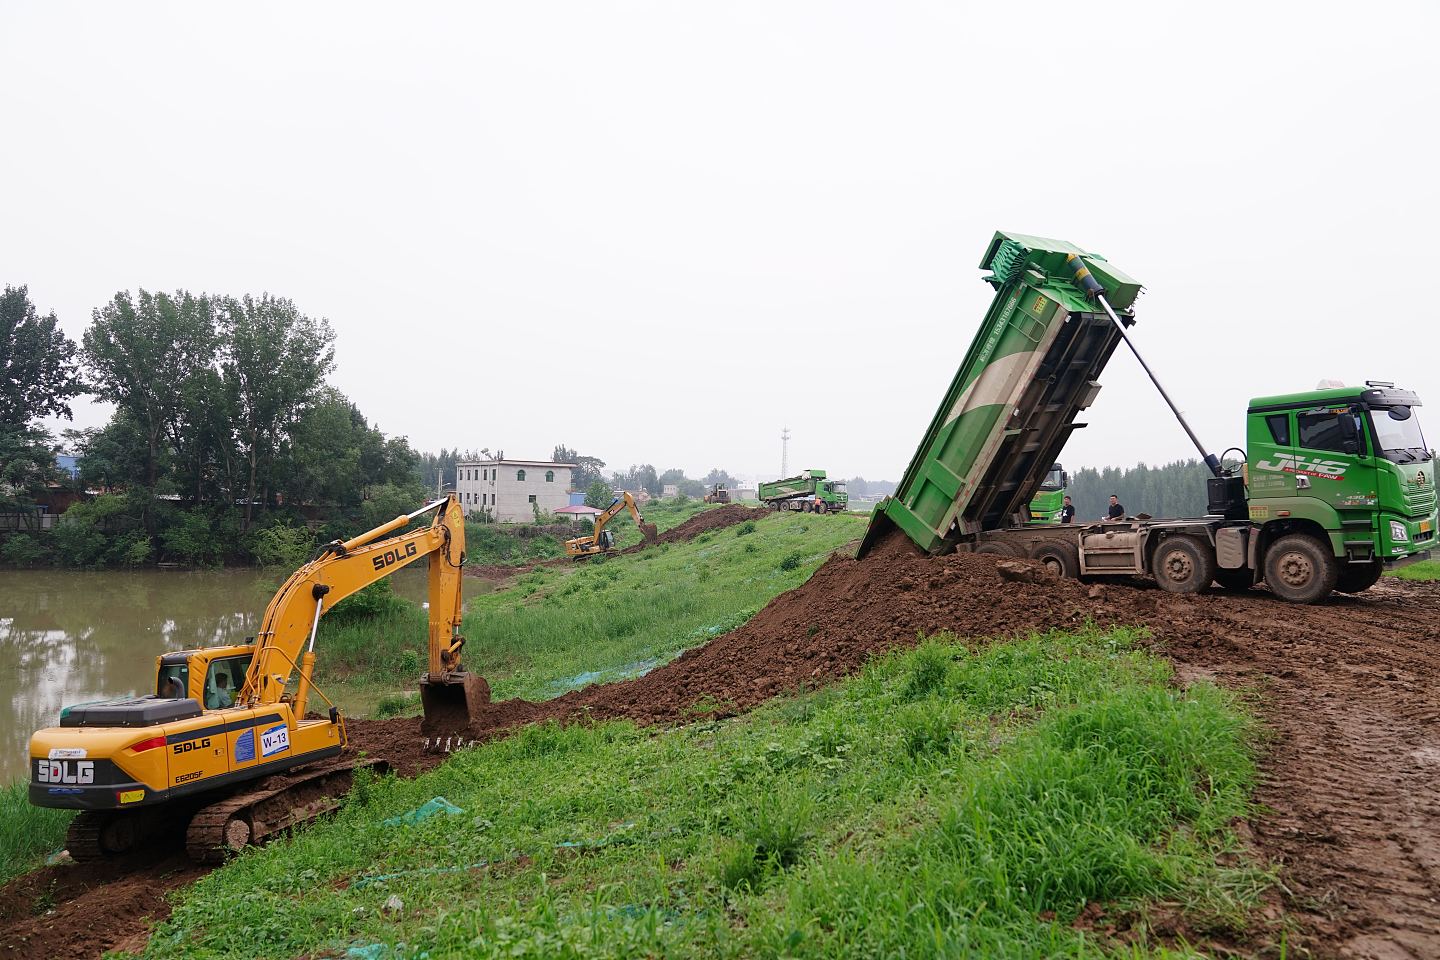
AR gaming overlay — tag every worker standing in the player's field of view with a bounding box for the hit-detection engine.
[1060,496,1075,524]
[1106,495,1125,520]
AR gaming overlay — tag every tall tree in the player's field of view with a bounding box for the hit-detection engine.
[217,294,335,529]
[0,286,84,507]
[703,467,738,489]
[553,444,606,489]
[0,285,84,428]
[83,290,217,495]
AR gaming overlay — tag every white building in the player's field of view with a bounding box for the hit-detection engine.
[455,459,575,523]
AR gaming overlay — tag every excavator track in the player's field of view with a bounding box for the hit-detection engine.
[185,757,388,863]
[65,811,107,862]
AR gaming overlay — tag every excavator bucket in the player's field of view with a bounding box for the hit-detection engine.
[419,671,491,737]
[639,522,659,542]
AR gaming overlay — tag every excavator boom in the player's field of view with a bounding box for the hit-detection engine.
[27,492,487,862]
[564,492,658,558]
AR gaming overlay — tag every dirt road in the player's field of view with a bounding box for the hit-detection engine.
[4,535,1436,958]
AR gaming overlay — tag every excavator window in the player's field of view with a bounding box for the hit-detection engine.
[204,655,253,709]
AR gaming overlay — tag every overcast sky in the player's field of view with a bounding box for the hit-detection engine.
[5,2,1436,483]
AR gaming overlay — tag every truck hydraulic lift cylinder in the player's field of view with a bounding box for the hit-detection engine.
[1064,254,1223,478]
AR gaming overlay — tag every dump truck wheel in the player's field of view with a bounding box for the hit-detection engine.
[1153,536,1215,594]
[1334,561,1382,594]
[1263,533,1338,603]
[1028,541,1079,578]
[973,542,1018,558]
[1213,569,1253,592]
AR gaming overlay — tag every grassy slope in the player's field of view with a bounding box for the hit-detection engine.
[462,497,714,567]
[146,628,1263,959]
[0,782,72,886]
[319,511,867,707]
[1394,558,1440,581]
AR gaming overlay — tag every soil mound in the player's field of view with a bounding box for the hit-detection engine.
[464,505,768,582]
[622,504,769,551]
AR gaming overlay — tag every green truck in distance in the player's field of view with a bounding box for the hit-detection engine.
[760,470,849,513]
[1027,463,1067,524]
[860,231,1436,603]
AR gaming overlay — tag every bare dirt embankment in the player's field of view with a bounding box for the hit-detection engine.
[5,528,1437,958]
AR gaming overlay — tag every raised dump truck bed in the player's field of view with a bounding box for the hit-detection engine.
[861,231,1436,603]
[859,232,1140,557]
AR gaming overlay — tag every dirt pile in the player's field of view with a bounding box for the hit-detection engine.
[622,504,769,551]
[463,505,769,582]
[0,851,205,960]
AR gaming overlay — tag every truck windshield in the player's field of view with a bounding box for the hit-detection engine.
[1369,408,1430,463]
[1040,466,1064,490]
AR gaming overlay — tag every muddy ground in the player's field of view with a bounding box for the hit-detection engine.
[4,527,1437,959]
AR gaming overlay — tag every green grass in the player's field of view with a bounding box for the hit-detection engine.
[144,627,1267,959]
[0,782,73,885]
[461,498,714,567]
[1394,558,1440,581]
[317,511,867,703]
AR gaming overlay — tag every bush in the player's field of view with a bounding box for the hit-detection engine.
[328,578,409,623]
[52,514,108,566]
[778,551,804,572]
[250,523,315,569]
[1,533,50,567]
[374,692,419,719]
[161,509,222,566]
[735,521,757,537]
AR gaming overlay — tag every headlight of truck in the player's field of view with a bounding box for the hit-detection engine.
[1390,520,1409,543]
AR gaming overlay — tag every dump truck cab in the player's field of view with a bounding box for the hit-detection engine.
[1028,463,1068,524]
[1245,384,1437,566]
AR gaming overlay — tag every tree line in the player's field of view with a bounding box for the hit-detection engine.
[1065,459,1213,520]
[3,279,896,566]
[1,284,422,567]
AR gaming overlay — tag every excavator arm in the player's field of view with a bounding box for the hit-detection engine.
[565,492,657,558]
[240,494,487,729]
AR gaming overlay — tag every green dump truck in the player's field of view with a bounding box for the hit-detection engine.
[859,231,1436,603]
[1027,463,1068,524]
[760,470,848,513]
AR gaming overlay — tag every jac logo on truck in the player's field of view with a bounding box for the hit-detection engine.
[173,738,211,755]
[36,759,94,785]
[372,541,418,571]
[1254,454,1347,481]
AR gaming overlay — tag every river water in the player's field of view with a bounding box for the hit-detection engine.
[0,567,427,784]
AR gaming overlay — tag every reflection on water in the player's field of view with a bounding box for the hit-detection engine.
[0,566,428,784]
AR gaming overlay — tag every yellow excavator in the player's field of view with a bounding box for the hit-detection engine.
[565,492,658,558]
[28,494,487,862]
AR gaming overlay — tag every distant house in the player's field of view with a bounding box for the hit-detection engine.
[454,458,575,523]
[662,484,679,498]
